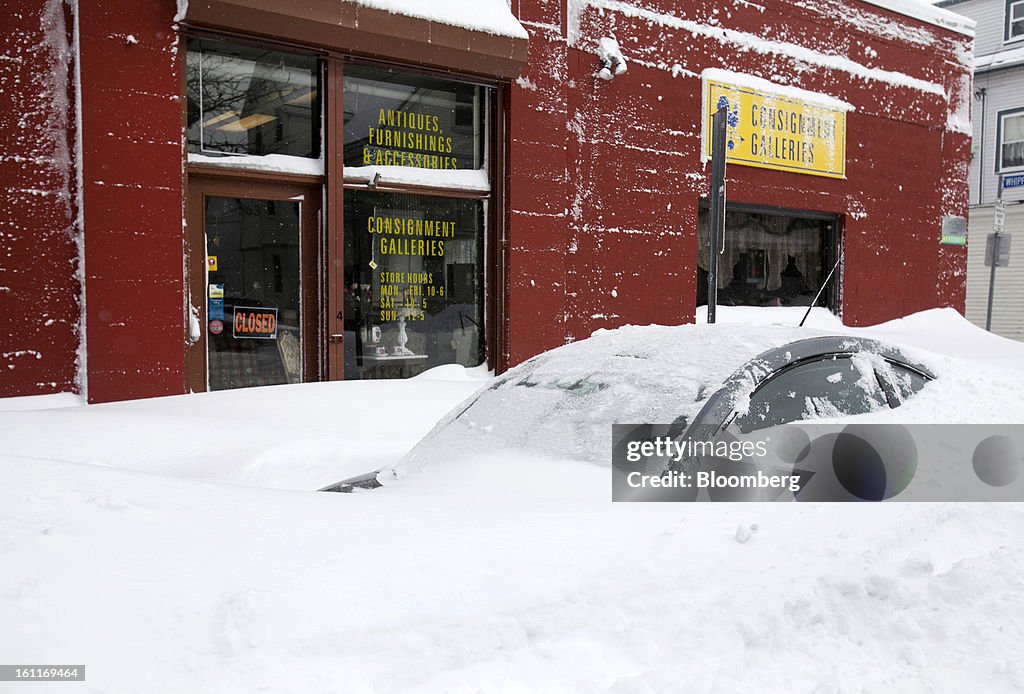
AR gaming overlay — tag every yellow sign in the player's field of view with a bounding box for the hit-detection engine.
[703,76,847,179]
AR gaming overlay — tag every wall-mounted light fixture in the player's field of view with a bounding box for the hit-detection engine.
[596,37,627,81]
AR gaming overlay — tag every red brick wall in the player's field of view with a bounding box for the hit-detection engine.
[1,0,972,400]
[0,0,80,396]
[78,0,185,402]
[506,0,971,366]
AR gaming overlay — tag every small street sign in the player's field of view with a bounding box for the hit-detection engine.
[994,199,1006,233]
[985,233,1011,268]
[1003,174,1024,190]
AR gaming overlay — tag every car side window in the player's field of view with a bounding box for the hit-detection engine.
[733,355,889,434]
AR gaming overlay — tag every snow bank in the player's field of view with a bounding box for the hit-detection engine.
[2,309,1024,691]
[0,366,486,491]
[2,447,1023,691]
[844,307,1024,366]
[700,305,1024,372]
[0,392,84,411]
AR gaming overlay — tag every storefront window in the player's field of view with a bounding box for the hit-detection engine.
[184,43,499,391]
[697,209,834,308]
[343,65,485,170]
[343,192,485,379]
[341,64,492,380]
[187,39,320,157]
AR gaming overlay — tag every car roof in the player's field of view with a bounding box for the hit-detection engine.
[390,323,856,473]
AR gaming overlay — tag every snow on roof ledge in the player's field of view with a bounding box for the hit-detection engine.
[702,69,856,112]
[348,0,529,40]
[975,45,1024,72]
[182,0,528,80]
[856,0,975,37]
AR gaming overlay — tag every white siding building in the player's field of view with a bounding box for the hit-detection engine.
[939,0,1024,340]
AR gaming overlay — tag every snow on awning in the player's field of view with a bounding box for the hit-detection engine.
[179,0,528,80]
[350,0,528,40]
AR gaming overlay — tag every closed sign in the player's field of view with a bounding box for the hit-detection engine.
[232,307,278,339]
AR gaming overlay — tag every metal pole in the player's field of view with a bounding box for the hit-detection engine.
[985,235,999,331]
[985,174,1004,332]
[707,105,727,324]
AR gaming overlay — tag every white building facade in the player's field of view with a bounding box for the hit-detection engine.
[941,0,1024,339]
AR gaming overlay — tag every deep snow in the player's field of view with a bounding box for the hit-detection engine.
[2,308,1024,692]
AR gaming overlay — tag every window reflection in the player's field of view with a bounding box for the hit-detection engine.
[187,39,319,158]
[343,65,484,170]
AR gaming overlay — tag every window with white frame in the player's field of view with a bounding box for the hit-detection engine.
[998,109,1024,172]
[1008,0,1024,42]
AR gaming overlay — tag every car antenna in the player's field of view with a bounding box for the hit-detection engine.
[799,248,844,328]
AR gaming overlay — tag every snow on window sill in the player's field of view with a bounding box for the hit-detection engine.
[188,152,325,177]
[186,154,490,192]
[344,165,490,193]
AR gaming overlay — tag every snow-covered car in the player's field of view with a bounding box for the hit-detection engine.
[321,324,934,492]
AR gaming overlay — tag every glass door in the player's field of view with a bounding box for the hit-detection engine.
[186,176,321,392]
[205,196,301,389]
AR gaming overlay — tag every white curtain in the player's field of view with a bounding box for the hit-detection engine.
[698,211,824,291]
